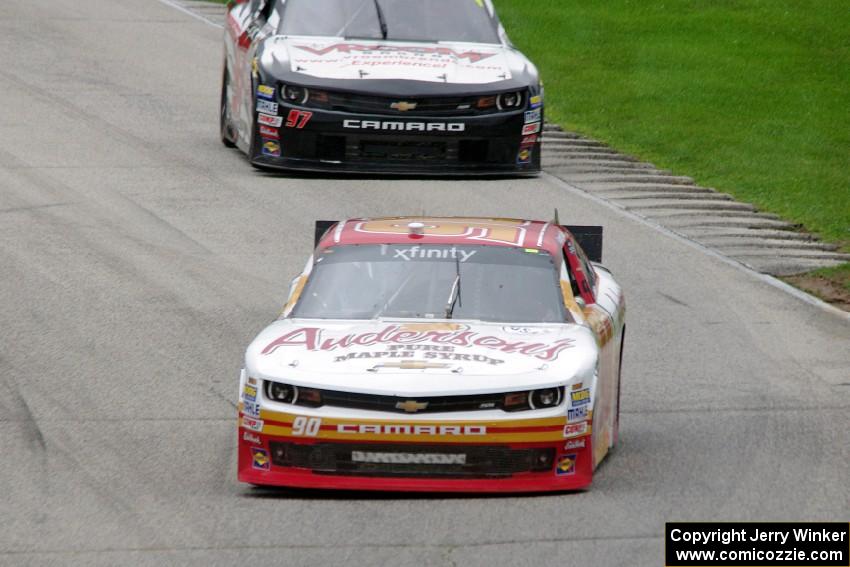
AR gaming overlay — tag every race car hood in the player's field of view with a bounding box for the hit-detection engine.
[245,319,598,396]
[277,37,511,84]
[260,36,538,95]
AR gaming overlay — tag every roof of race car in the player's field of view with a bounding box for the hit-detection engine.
[317,217,565,257]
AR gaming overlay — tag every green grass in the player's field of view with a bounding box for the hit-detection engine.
[495,0,849,248]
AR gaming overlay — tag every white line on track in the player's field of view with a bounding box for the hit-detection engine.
[157,0,848,322]
[156,0,224,28]
[543,172,850,321]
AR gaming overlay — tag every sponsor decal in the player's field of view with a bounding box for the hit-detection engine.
[247,376,257,385]
[257,113,283,127]
[257,84,275,100]
[571,382,583,391]
[502,326,548,335]
[556,454,577,475]
[343,119,465,132]
[522,121,541,135]
[259,125,279,139]
[251,447,270,470]
[390,101,417,112]
[334,345,504,366]
[261,325,576,362]
[567,406,588,423]
[524,109,541,123]
[352,451,465,464]
[243,384,257,402]
[262,140,281,157]
[563,422,588,438]
[242,416,263,432]
[256,99,279,114]
[565,438,586,450]
[243,431,261,444]
[337,423,486,436]
[521,134,538,145]
[295,43,497,64]
[517,147,531,164]
[388,246,475,262]
[571,388,591,407]
[530,94,542,109]
[285,109,313,129]
[243,401,261,418]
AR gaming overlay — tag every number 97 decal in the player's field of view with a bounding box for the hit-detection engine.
[291,416,321,436]
[286,110,312,129]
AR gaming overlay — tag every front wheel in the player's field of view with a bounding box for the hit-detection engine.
[220,65,237,148]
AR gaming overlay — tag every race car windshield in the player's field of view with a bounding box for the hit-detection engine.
[279,0,501,44]
[291,245,569,323]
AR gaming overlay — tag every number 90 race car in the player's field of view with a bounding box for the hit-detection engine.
[238,217,625,492]
[221,0,544,175]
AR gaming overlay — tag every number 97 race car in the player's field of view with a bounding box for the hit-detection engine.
[238,217,625,492]
[220,0,544,175]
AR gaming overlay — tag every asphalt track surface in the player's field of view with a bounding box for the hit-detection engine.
[0,1,848,565]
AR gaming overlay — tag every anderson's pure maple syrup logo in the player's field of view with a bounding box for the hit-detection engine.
[295,43,497,64]
[261,325,575,362]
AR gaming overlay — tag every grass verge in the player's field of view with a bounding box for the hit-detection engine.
[494,0,849,306]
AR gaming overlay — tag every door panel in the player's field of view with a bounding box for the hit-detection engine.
[586,267,625,467]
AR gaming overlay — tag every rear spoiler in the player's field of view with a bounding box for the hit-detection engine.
[562,225,603,263]
[314,220,337,247]
[313,220,603,263]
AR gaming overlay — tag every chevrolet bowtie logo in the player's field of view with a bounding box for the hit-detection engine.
[395,400,429,413]
[390,101,417,112]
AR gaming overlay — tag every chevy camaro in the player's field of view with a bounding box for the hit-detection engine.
[221,0,544,175]
[238,217,625,492]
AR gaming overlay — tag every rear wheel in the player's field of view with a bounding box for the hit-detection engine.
[220,65,237,148]
[612,328,625,446]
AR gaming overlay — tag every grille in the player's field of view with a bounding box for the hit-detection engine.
[319,92,500,117]
[269,442,555,478]
[265,383,566,414]
[315,389,509,414]
[358,140,447,161]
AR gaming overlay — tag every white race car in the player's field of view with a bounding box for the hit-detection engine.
[238,217,625,492]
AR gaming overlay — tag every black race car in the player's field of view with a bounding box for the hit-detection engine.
[220,0,544,175]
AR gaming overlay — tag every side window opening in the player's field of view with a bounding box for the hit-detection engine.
[576,246,597,293]
[562,248,581,297]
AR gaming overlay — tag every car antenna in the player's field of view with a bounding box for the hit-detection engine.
[553,207,560,225]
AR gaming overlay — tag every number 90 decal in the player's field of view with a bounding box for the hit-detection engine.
[353,218,530,246]
[291,416,321,436]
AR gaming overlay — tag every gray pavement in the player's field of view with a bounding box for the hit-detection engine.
[0,1,848,565]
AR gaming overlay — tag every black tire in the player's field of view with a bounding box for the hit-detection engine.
[247,108,268,171]
[612,328,625,446]
[220,64,237,148]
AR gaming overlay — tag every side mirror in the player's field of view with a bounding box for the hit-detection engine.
[287,276,301,299]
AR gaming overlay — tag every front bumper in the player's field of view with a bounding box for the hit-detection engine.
[250,104,543,176]
[237,408,592,493]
